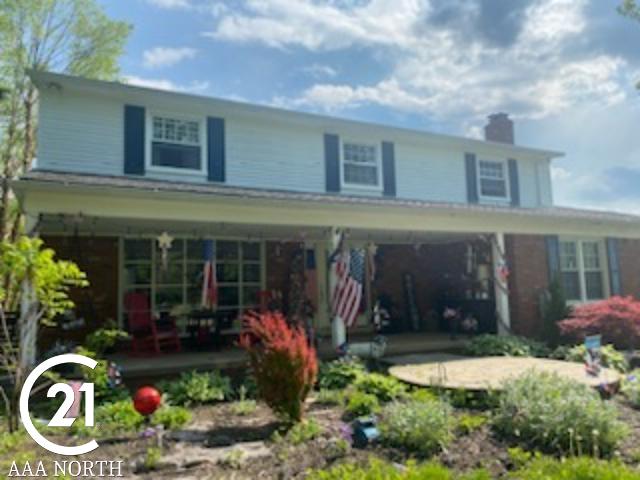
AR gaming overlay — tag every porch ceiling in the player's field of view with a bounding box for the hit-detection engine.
[14,171,640,239]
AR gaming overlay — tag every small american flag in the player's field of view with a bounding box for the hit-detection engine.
[331,248,365,328]
[201,240,218,309]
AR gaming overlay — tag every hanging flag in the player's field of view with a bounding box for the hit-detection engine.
[201,240,218,309]
[331,248,365,328]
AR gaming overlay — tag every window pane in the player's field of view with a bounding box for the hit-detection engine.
[124,264,151,285]
[243,286,260,308]
[186,263,203,286]
[582,242,601,269]
[344,164,378,186]
[243,263,261,282]
[242,242,261,261]
[344,143,376,164]
[124,239,151,261]
[155,287,184,310]
[562,272,581,300]
[479,161,504,179]
[156,261,183,285]
[153,116,200,145]
[187,286,202,306]
[219,286,239,307]
[152,142,201,170]
[218,241,239,260]
[217,263,239,282]
[560,242,578,270]
[479,178,507,197]
[585,272,604,300]
[187,240,206,260]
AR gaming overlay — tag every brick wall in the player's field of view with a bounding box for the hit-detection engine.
[618,238,640,299]
[505,234,549,338]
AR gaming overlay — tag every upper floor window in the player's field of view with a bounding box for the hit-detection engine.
[559,239,607,302]
[342,141,380,188]
[478,159,509,201]
[149,115,204,172]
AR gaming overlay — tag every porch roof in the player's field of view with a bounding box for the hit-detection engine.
[13,170,640,238]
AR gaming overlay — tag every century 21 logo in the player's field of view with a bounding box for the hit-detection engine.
[20,354,99,455]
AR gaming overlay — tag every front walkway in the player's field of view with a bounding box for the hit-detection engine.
[112,333,468,379]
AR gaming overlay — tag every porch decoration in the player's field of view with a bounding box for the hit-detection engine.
[332,247,366,329]
[156,231,174,271]
[133,386,162,416]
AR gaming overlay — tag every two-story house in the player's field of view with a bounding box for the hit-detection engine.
[12,71,640,358]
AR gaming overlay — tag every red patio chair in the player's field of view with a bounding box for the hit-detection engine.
[124,292,181,355]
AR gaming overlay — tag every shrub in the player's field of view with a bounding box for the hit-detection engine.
[552,344,628,372]
[239,311,318,423]
[379,398,455,456]
[492,370,627,456]
[558,296,640,349]
[465,334,550,358]
[457,413,488,435]
[85,325,128,355]
[345,391,380,417]
[353,372,407,402]
[318,356,366,390]
[316,388,344,406]
[409,388,438,403]
[508,456,640,480]
[159,370,232,406]
[621,369,640,408]
[274,418,323,446]
[151,405,191,430]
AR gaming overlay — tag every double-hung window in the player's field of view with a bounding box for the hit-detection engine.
[342,141,380,188]
[150,115,204,172]
[478,159,509,201]
[559,239,607,302]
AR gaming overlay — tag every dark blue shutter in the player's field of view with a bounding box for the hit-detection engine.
[207,117,225,182]
[545,235,561,282]
[606,238,622,296]
[381,141,396,197]
[465,153,478,203]
[324,134,340,193]
[508,158,520,207]
[124,105,145,175]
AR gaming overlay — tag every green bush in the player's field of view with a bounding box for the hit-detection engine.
[552,344,628,373]
[621,369,640,408]
[354,372,407,402]
[379,398,455,456]
[151,405,191,430]
[465,334,550,358]
[409,388,438,403]
[508,456,640,480]
[316,388,344,406]
[345,391,380,417]
[457,413,488,435]
[318,356,367,390]
[159,370,232,406]
[274,418,323,446]
[493,370,627,456]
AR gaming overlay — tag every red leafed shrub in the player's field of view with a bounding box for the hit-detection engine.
[558,296,640,349]
[238,311,318,423]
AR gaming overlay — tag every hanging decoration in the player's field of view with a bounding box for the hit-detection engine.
[157,231,174,271]
[491,235,510,294]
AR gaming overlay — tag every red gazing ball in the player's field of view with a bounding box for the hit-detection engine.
[133,386,162,416]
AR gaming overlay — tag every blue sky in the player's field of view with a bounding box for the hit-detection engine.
[101,0,640,213]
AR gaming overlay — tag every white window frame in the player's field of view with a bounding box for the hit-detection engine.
[558,237,610,304]
[477,158,510,203]
[340,139,383,191]
[145,111,208,175]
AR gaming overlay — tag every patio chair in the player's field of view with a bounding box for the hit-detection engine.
[124,292,181,355]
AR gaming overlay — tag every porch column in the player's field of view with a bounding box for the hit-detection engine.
[327,227,346,348]
[492,232,511,335]
[314,241,330,331]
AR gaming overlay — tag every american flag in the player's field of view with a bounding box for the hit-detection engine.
[201,240,218,309]
[331,248,365,328]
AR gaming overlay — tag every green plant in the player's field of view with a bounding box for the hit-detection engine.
[71,400,143,436]
[285,418,323,445]
[218,449,246,469]
[345,391,380,417]
[465,334,550,358]
[409,388,438,403]
[318,356,367,390]
[143,447,162,471]
[457,413,488,435]
[354,372,407,402]
[552,344,628,373]
[159,370,232,406]
[230,384,258,416]
[151,405,191,430]
[316,388,344,406]
[76,346,129,403]
[508,456,640,480]
[85,325,128,355]
[239,311,318,423]
[540,277,571,347]
[621,369,640,408]
[379,398,454,456]
[493,370,627,456]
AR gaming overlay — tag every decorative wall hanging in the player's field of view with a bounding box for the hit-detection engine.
[157,231,174,271]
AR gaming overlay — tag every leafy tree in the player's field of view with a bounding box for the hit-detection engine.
[619,1,640,89]
[0,0,131,239]
[0,236,87,431]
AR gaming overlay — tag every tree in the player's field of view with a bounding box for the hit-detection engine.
[0,236,87,431]
[619,1,640,89]
[0,0,131,239]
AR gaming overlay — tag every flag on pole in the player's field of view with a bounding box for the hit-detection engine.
[331,248,365,328]
[201,240,218,309]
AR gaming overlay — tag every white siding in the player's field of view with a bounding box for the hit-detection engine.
[518,160,539,208]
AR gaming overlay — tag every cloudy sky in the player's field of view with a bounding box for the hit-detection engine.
[101,0,640,213]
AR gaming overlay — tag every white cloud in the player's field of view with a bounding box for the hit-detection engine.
[146,0,191,9]
[302,63,338,79]
[124,75,210,94]
[143,47,197,69]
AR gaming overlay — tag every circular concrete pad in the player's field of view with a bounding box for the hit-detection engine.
[389,356,621,391]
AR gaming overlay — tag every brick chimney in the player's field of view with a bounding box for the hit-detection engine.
[484,113,514,144]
